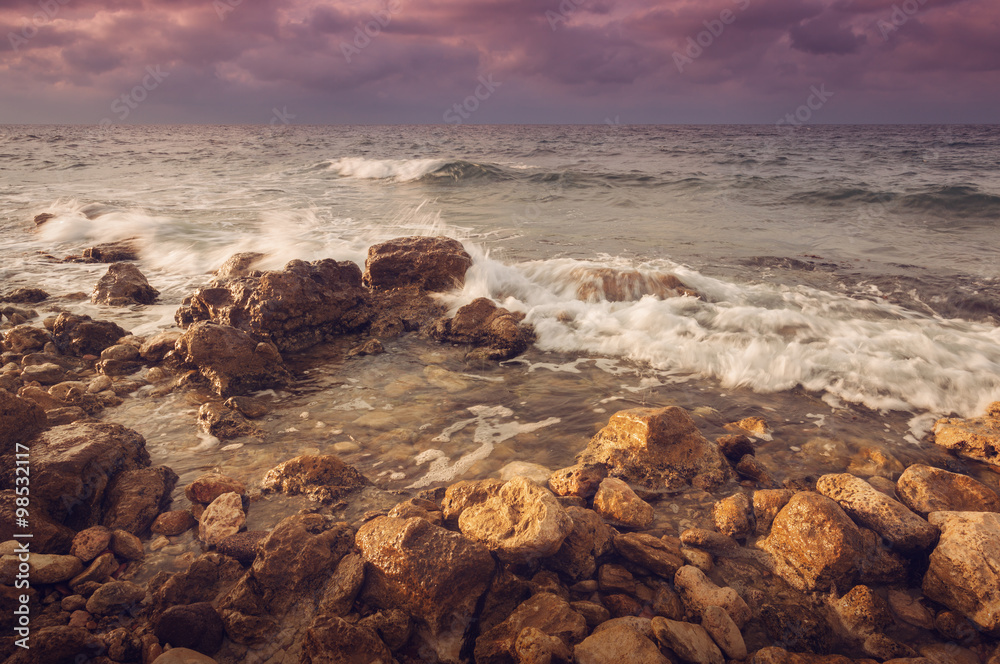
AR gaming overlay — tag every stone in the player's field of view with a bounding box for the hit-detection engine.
[736,453,778,487]
[44,405,87,425]
[92,262,159,306]
[174,321,291,396]
[0,552,82,584]
[215,531,267,566]
[923,511,1000,631]
[140,330,183,363]
[223,395,269,419]
[70,525,112,562]
[27,626,105,664]
[752,649,855,664]
[152,648,220,664]
[867,475,898,496]
[593,477,654,529]
[1,287,48,303]
[261,454,371,503]
[716,434,755,462]
[727,416,771,438]
[347,338,385,357]
[933,405,1000,466]
[544,506,614,580]
[101,465,178,535]
[85,580,145,615]
[357,516,495,663]
[701,604,747,660]
[679,528,738,551]
[197,401,261,440]
[713,492,755,539]
[934,610,979,643]
[83,239,140,262]
[613,532,684,578]
[21,361,65,384]
[176,258,372,352]
[441,478,504,524]
[572,600,611,629]
[816,473,939,552]
[574,621,671,664]
[598,564,635,595]
[571,266,697,302]
[548,463,607,498]
[458,476,573,563]
[106,627,143,662]
[387,497,444,526]
[154,602,225,655]
[69,551,118,591]
[514,626,573,664]
[848,446,905,480]
[199,492,246,546]
[317,552,365,617]
[214,251,266,281]
[3,324,50,354]
[652,582,685,621]
[110,528,144,561]
[651,617,724,664]
[499,461,552,484]
[674,565,751,628]
[759,602,836,655]
[52,313,126,356]
[896,464,1000,516]
[358,608,413,652]
[681,546,713,573]
[578,406,730,492]
[363,236,472,292]
[432,297,532,361]
[836,585,893,636]
[185,473,247,504]
[0,388,46,446]
[753,489,794,534]
[301,615,394,664]
[474,592,587,664]
[886,589,935,630]
[152,510,197,536]
[863,633,917,660]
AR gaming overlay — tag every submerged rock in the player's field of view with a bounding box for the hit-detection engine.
[896,464,1000,515]
[92,262,160,306]
[432,297,533,361]
[83,239,140,263]
[174,321,291,396]
[302,616,394,664]
[261,454,371,503]
[185,473,247,505]
[571,267,697,302]
[932,403,1000,467]
[363,236,472,292]
[197,402,261,440]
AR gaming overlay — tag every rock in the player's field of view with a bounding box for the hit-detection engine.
[759,602,836,655]
[735,453,777,487]
[357,516,495,663]
[3,324,50,354]
[301,615,394,664]
[863,633,917,660]
[753,489,794,535]
[27,625,105,664]
[154,602,224,655]
[836,585,893,637]
[923,511,1000,631]
[21,361,65,384]
[44,405,87,425]
[896,464,1000,516]
[197,401,261,440]
[713,493,755,539]
[363,236,472,292]
[110,529,144,561]
[613,532,684,578]
[199,492,246,546]
[0,552,83,584]
[866,475,898,496]
[574,621,671,664]
[152,647,220,664]
[571,266,697,302]
[85,579,145,615]
[474,592,587,664]
[177,258,372,352]
[499,461,552,484]
[388,497,444,526]
[651,617,724,664]
[681,546,713,573]
[458,476,573,563]
[140,330,183,363]
[548,463,607,498]
[0,388,46,446]
[702,604,747,660]
[679,528,738,551]
[441,478,504,524]
[102,465,178,535]
[347,338,385,357]
[919,644,981,664]
[432,297,532,361]
[751,648,855,664]
[848,446,905,480]
[674,565,751,628]
[97,342,143,375]
[593,477,654,529]
[933,405,1000,467]
[1,287,48,303]
[358,608,413,652]
[185,473,247,504]
[544,506,614,580]
[152,510,197,536]
[716,434,755,462]
[215,531,267,566]
[934,609,979,643]
[83,239,140,262]
[317,552,365,616]
[598,563,635,595]
[886,590,935,630]
[261,454,371,503]
[514,626,573,664]
[816,473,939,551]
[223,395,268,419]
[578,406,731,492]
[214,251,266,281]
[174,321,291,396]
[69,551,118,590]
[70,525,112,562]
[52,313,126,356]
[92,262,160,306]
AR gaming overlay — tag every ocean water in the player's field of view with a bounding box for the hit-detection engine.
[2,124,1000,500]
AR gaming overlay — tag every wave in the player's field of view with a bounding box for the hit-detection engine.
[788,184,1000,218]
[323,157,509,183]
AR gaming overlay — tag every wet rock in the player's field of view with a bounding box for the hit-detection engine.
[347,338,385,357]
[3,325,50,354]
[0,552,82,584]
[1,287,48,303]
[52,313,126,356]
[614,532,684,578]
[651,617,724,664]
[92,262,159,306]
[223,395,268,419]
[886,589,935,630]
[674,565,751,628]
[753,489,794,535]
[923,511,1000,631]
[578,406,730,492]
[27,626,104,664]
[140,330,183,363]
[44,405,87,425]
[514,626,573,664]
[69,551,118,591]
[896,464,1000,516]
[152,648,220,664]
[735,454,777,487]
[261,454,371,503]
[713,492,755,540]
[572,600,611,629]
[759,602,836,655]
[154,602,224,655]
[102,465,179,535]
[363,236,472,292]
[932,404,1000,467]
[174,321,290,396]
[752,649,854,664]
[83,239,140,263]
[185,473,247,504]
[199,492,246,546]
[441,478,504,524]
[836,585,893,637]
[458,476,573,563]
[598,563,635,595]
[574,621,671,664]
[432,297,532,361]
[866,474,898,496]
[197,401,261,440]
[300,615,393,664]
[21,361,65,384]
[717,434,755,462]
[177,258,372,353]
[358,608,413,652]
[316,551,365,617]
[863,633,917,660]
[152,510,197,536]
[679,527,738,551]
[680,546,713,573]
[548,463,607,498]
[499,461,553,484]
[726,416,771,438]
[702,604,746,660]
[848,446,905,480]
[85,579,145,615]
[70,525,112,562]
[110,528,144,561]
[544,506,615,580]
[214,251,265,282]
[592,477,653,529]
[388,497,444,526]
[572,266,697,302]
[97,342,143,376]
[474,592,587,664]
[0,388,46,445]
[934,609,979,643]
[358,516,495,662]
[106,627,143,662]
[215,530,266,566]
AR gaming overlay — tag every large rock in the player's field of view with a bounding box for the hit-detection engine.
[816,473,939,552]
[357,516,495,663]
[0,287,48,303]
[0,491,76,554]
[650,617,724,664]
[431,298,532,361]
[199,492,246,546]
[363,236,472,292]
[0,388,46,445]
[544,506,615,580]
[174,321,291,396]
[577,406,730,492]
[52,313,127,356]
[176,258,372,352]
[185,473,247,504]
[673,565,750,628]
[571,267,697,302]
[83,239,140,263]
[301,615,394,664]
[2,325,50,354]
[0,553,82,584]
[932,404,1000,466]
[458,476,573,563]
[86,580,145,615]
[574,621,671,664]
[260,454,371,503]
[896,464,1000,515]
[92,261,159,306]
[154,602,225,655]
[614,532,684,579]
[592,477,653,529]
[923,511,1000,631]
[474,592,587,664]
[102,465,179,535]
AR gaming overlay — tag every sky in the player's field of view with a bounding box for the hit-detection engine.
[0,0,998,125]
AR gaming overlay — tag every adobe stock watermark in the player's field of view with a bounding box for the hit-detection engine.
[442,74,501,125]
[94,65,170,136]
[341,0,402,63]
[876,0,928,41]
[673,0,751,73]
[214,0,242,21]
[7,0,71,51]
[546,0,589,31]
[267,105,295,136]
[775,84,833,127]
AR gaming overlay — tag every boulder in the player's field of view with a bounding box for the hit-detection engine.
[110,528,144,561]
[101,465,179,535]
[21,361,65,384]
[713,492,755,539]
[474,592,587,664]
[674,565,751,628]
[835,585,893,637]
[458,476,573,563]
[363,236,472,292]
[260,454,371,503]
[593,477,654,529]
[52,313,127,356]
[215,531,267,566]
[357,516,495,662]
[174,321,291,396]
[544,506,615,580]
[140,330,183,363]
[548,463,607,498]
[3,324,50,354]
[432,298,532,361]
[92,262,159,306]
[301,615,394,664]
[213,251,266,281]
[154,602,225,655]
[176,258,372,352]
[574,621,671,664]
[441,478,504,524]
[197,401,261,440]
[185,473,247,504]
[152,510,197,537]
[753,489,794,535]
[0,552,82,584]
[896,464,1000,516]
[932,404,1000,467]
[886,589,934,630]
[650,617,724,664]
[83,239,140,263]
[199,492,246,547]
[816,473,939,551]
[716,434,755,462]
[577,406,731,492]
[923,511,1000,631]
[571,266,697,302]
[86,580,145,615]
[613,532,684,578]
[0,388,46,446]
[701,604,747,660]
[70,525,112,562]
[0,287,48,303]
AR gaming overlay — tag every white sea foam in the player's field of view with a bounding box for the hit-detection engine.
[325,157,451,182]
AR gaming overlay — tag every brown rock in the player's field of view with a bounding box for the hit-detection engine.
[215,530,266,566]
[0,552,82,585]
[197,401,261,440]
[21,361,65,384]
[69,551,118,591]
[301,615,394,664]
[110,529,144,561]
[3,324,50,354]
[85,579,145,615]
[70,525,112,562]
[347,338,385,357]
[836,585,893,637]
[387,497,444,526]
[674,565,751,628]
[651,617,724,664]
[594,477,653,528]
[27,626,104,664]
[736,453,777,487]
[1,287,48,303]
[933,406,1000,467]
[441,478,504,524]
[223,395,269,419]
[474,592,587,664]
[713,492,755,539]
[886,590,935,630]
[154,602,225,656]
[702,604,747,660]
[152,510,197,536]
[717,434,755,462]
[752,648,856,664]
[174,321,291,396]
[83,239,140,263]
[185,473,247,504]
[213,251,265,281]
[571,266,696,302]
[358,608,413,652]
[317,552,365,617]
[613,532,684,578]
[92,262,159,306]
[261,454,371,503]
[753,489,794,535]
[514,626,573,664]
[102,465,178,535]
[0,388,46,446]
[548,463,607,498]
[679,528,738,551]
[51,313,127,357]
[139,330,183,363]
[848,446,904,480]
[432,297,532,361]
[726,416,771,438]
[363,236,472,292]
[578,406,730,492]
[199,492,246,546]
[574,621,671,664]
[896,464,1000,516]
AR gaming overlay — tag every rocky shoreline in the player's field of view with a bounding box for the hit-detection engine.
[1,236,1000,664]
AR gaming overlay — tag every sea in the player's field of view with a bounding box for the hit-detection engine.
[2,124,999,540]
